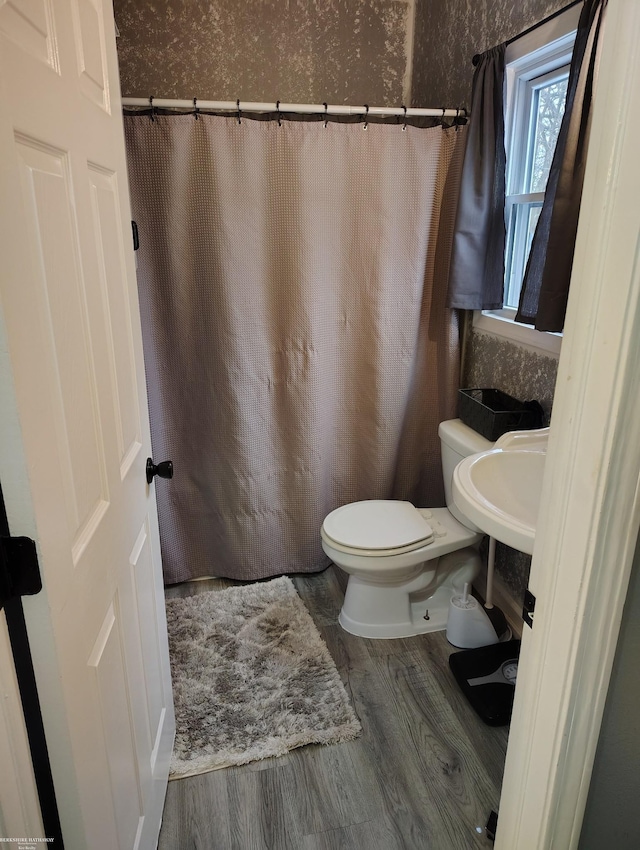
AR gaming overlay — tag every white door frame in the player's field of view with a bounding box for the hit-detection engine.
[497,0,640,846]
[0,302,80,844]
[0,611,43,840]
[0,283,46,840]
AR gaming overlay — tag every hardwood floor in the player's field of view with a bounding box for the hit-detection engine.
[160,567,508,849]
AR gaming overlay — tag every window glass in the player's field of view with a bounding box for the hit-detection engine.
[530,77,568,192]
[505,203,543,308]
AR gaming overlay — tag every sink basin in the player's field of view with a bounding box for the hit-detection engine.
[452,428,549,554]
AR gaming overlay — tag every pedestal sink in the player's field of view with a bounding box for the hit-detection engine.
[452,428,549,555]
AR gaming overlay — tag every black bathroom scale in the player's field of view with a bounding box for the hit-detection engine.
[448,639,521,726]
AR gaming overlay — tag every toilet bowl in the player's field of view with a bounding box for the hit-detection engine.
[321,419,493,638]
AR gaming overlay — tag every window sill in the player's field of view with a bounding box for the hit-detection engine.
[473,310,562,358]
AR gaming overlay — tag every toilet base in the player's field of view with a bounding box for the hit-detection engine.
[339,581,457,638]
[338,547,482,639]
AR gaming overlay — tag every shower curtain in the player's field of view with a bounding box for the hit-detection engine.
[124,113,466,583]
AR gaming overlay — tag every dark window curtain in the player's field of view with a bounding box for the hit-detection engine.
[516,0,608,332]
[446,45,506,310]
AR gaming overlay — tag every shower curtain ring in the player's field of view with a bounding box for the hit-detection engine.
[323,102,328,128]
[402,104,407,131]
[441,106,446,125]
[193,97,199,120]
[149,95,155,122]
[363,104,369,130]
[276,100,281,127]
[236,99,242,125]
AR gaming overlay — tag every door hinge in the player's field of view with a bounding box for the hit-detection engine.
[523,588,536,628]
[131,220,139,251]
[0,536,42,611]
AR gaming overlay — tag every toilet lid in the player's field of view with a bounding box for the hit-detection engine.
[322,500,434,551]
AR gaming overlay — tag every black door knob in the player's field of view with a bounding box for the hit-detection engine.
[146,458,174,484]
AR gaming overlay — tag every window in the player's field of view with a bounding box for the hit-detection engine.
[474,6,579,356]
[504,65,569,309]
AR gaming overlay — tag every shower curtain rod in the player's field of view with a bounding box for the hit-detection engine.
[121,97,465,119]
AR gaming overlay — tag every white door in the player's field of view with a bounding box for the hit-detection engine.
[0,1,175,848]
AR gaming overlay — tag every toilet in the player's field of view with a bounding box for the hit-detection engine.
[320,419,493,638]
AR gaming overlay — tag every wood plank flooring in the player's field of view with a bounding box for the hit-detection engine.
[160,567,508,849]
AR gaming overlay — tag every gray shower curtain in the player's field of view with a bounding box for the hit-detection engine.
[124,114,465,583]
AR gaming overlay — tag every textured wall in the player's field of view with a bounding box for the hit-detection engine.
[463,329,559,423]
[411,0,568,108]
[113,0,414,105]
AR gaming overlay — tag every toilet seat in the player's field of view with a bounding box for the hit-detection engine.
[321,500,434,557]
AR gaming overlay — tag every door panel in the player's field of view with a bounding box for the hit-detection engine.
[87,165,142,476]
[88,600,144,849]
[129,521,166,753]
[15,137,110,558]
[0,0,59,71]
[70,0,109,110]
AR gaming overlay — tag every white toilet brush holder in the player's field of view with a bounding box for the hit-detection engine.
[446,583,500,649]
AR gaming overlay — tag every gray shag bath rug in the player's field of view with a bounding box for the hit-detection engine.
[165,576,361,779]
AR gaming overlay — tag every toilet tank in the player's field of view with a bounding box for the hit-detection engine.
[438,419,493,526]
